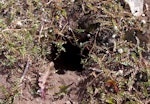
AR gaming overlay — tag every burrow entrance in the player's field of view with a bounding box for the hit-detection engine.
[50,42,85,74]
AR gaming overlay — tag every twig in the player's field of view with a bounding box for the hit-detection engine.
[38,24,44,43]
[20,58,31,83]
[46,0,53,5]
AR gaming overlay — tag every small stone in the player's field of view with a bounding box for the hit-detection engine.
[141,19,146,24]
[70,0,75,2]
[112,34,117,38]
[141,13,145,17]
[16,21,23,29]
[118,48,123,54]
[114,26,118,31]
[116,70,123,76]
[87,34,91,38]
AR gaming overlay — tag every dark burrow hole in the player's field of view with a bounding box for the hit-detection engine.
[49,42,85,74]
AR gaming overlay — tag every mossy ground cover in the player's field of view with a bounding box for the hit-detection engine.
[0,0,150,104]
